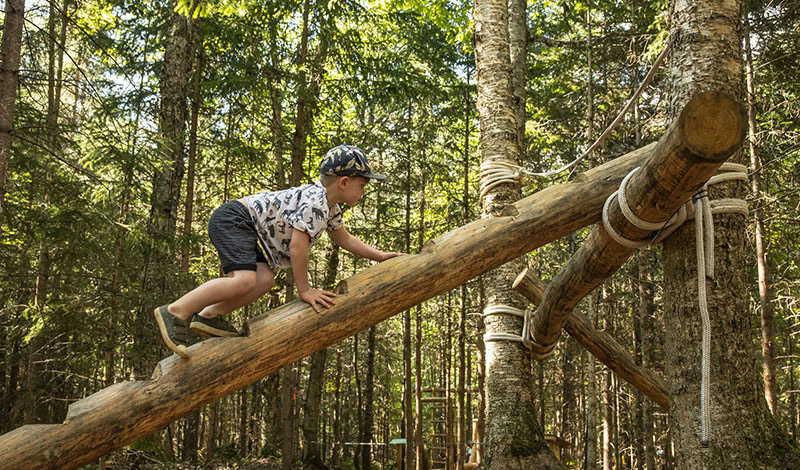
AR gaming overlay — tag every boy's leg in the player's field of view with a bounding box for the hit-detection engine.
[190,263,274,337]
[168,269,259,318]
[155,200,261,356]
[154,272,256,356]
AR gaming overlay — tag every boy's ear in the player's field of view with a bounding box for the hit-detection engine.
[337,176,350,189]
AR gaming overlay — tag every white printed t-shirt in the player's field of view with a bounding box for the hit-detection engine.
[243,182,343,269]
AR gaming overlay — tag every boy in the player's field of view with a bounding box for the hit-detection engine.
[154,145,402,359]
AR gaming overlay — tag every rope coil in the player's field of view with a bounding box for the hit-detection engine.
[482,305,534,350]
[478,36,674,201]
[599,162,748,447]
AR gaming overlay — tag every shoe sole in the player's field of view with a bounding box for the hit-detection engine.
[154,307,190,359]
[190,320,239,338]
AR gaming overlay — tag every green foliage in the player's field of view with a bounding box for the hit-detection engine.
[1,0,798,465]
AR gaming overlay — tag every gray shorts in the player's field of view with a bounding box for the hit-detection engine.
[208,200,270,273]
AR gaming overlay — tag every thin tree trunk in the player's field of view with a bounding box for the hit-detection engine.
[361,326,376,470]
[180,21,203,463]
[561,235,578,463]
[205,400,218,461]
[280,364,297,470]
[332,349,343,467]
[303,243,338,467]
[181,20,203,275]
[0,0,25,230]
[414,302,428,470]
[743,12,777,416]
[403,129,415,470]
[584,6,598,468]
[353,333,362,470]
[585,293,598,470]
[638,252,656,470]
[415,168,429,470]
[135,4,193,377]
[290,0,312,185]
[460,71,472,470]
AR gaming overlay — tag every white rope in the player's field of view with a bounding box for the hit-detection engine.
[478,37,674,202]
[482,305,534,350]
[694,188,712,447]
[599,163,748,447]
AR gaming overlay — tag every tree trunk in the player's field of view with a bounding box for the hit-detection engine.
[474,0,559,466]
[238,388,248,457]
[205,400,218,461]
[637,251,656,470]
[331,349,343,467]
[290,0,330,185]
[415,167,429,470]
[303,244,338,467]
[353,333,362,470]
[602,287,613,470]
[180,20,203,463]
[361,326,376,470]
[134,4,193,378]
[414,301,429,470]
[403,138,415,470]
[457,70,472,470]
[0,0,24,230]
[181,20,203,276]
[743,12,777,416]
[585,293,598,470]
[280,365,297,470]
[663,0,800,467]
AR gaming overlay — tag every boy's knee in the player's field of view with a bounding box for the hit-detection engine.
[256,269,275,295]
[231,271,258,295]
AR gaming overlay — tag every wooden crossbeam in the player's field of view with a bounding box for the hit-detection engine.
[513,269,670,410]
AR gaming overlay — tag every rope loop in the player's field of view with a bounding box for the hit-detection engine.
[482,305,535,351]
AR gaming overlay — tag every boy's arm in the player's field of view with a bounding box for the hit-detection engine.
[328,226,403,262]
[290,229,336,312]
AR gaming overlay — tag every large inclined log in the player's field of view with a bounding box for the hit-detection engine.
[513,269,670,410]
[0,92,739,470]
[530,91,745,359]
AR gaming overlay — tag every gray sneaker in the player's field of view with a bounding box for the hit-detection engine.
[190,314,239,337]
[154,305,189,359]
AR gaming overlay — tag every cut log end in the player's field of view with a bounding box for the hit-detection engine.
[679,90,745,161]
[512,268,529,288]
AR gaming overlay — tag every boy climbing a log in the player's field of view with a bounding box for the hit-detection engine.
[154,145,403,359]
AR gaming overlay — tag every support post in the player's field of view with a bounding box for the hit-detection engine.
[529,91,745,359]
[513,269,670,410]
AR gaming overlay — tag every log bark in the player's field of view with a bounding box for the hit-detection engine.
[0,96,736,468]
[513,269,670,410]
[529,91,745,358]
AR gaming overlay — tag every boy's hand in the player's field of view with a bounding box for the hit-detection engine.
[299,288,337,313]
[379,251,404,262]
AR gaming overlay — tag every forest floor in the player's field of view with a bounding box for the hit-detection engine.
[93,454,340,470]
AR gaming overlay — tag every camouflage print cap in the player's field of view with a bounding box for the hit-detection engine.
[319,145,386,180]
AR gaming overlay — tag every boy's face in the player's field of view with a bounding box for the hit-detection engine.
[340,176,369,206]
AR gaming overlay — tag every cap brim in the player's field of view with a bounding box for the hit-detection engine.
[364,172,387,180]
